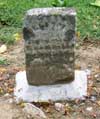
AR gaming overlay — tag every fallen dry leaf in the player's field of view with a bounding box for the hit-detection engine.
[7,88,13,93]
[0,87,3,94]
[13,33,22,41]
[96,101,100,106]
[19,102,25,108]
[0,67,7,73]
[76,31,80,39]
[75,64,81,70]
[0,45,7,54]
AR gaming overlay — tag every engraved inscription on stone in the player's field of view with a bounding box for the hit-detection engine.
[23,8,76,85]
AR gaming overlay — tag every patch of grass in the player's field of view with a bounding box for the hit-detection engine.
[0,0,100,44]
[0,0,52,27]
[73,0,100,40]
[0,57,8,65]
[52,0,68,7]
[0,0,53,44]
[0,27,21,44]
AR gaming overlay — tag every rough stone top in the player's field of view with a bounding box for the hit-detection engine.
[27,7,76,16]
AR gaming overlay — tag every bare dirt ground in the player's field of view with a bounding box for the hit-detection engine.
[0,40,100,119]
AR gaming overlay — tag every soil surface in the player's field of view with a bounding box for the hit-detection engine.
[0,40,100,119]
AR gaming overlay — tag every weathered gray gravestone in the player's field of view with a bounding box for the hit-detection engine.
[23,7,76,86]
[14,8,87,102]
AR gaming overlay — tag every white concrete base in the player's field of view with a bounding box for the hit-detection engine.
[14,70,87,102]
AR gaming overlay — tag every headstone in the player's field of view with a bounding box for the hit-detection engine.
[14,8,88,102]
[23,7,76,85]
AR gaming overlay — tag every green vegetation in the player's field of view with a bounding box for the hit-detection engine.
[52,0,67,7]
[0,57,8,65]
[0,0,100,44]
